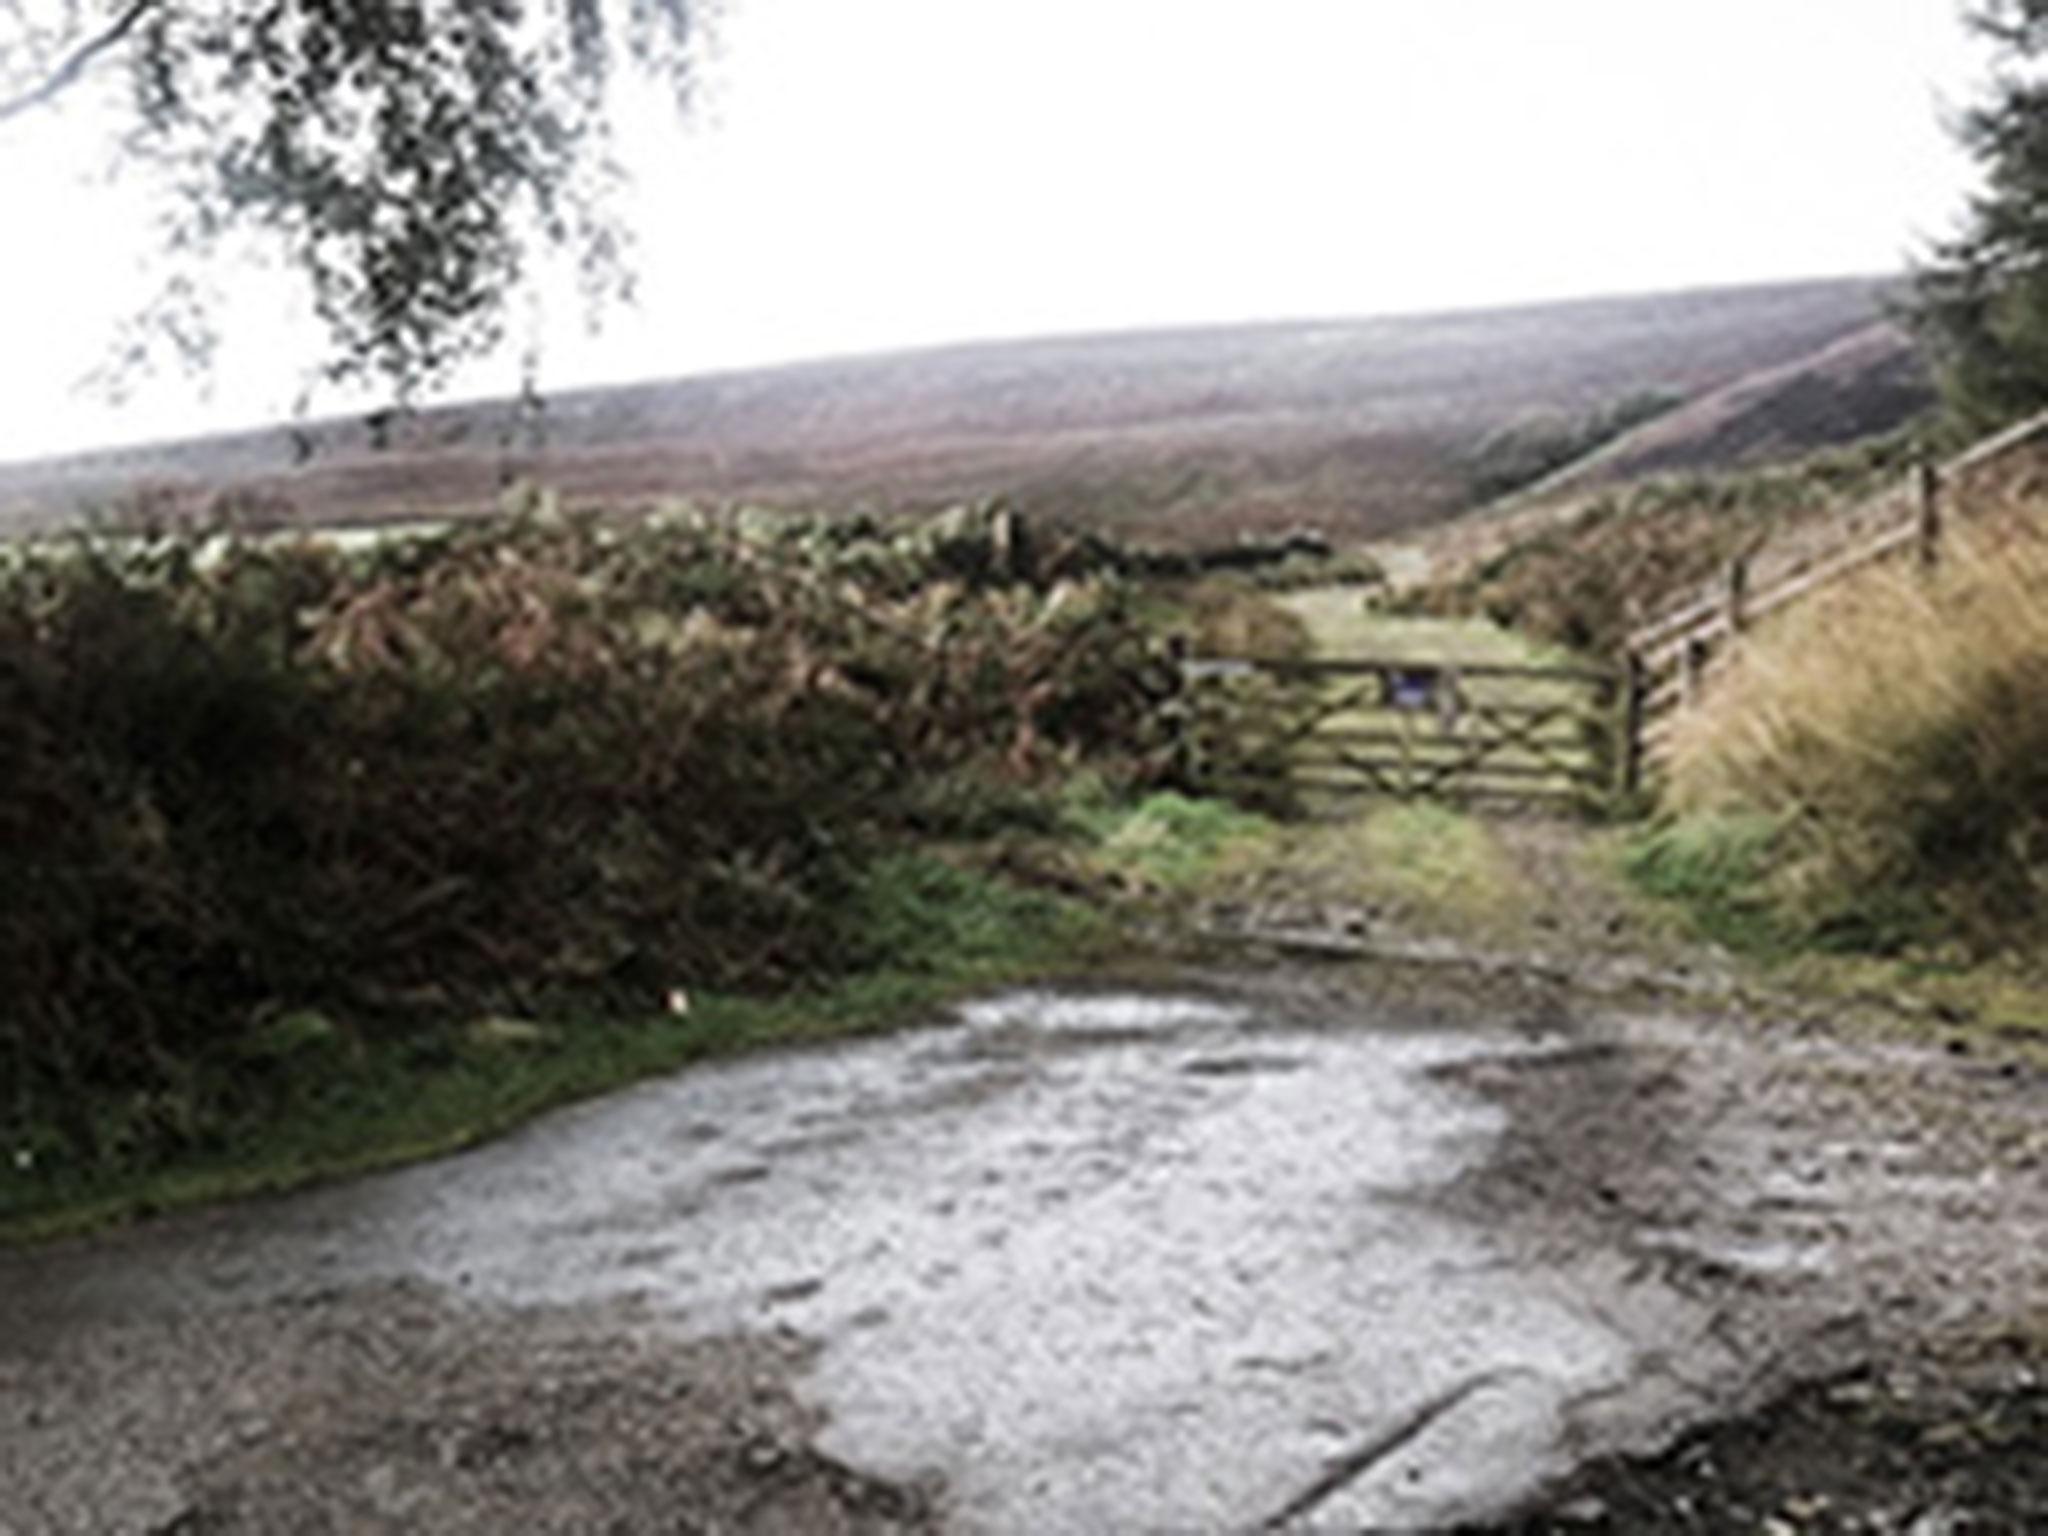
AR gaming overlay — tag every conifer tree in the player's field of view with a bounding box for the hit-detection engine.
[1910,0,2048,428]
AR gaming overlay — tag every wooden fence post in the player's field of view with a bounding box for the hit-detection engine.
[1726,555,1750,635]
[1163,633,1195,789]
[1619,650,1646,798]
[1680,636,1707,710]
[1917,459,1944,571]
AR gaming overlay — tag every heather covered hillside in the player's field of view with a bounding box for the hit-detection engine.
[0,276,1925,544]
[1527,321,1931,497]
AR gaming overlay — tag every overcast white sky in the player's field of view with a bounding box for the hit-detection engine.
[0,0,1993,457]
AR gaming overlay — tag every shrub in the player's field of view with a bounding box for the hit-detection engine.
[1170,577,1314,660]
[0,511,1170,1176]
[1421,433,1925,655]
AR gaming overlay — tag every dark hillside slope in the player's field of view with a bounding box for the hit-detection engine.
[0,276,1914,544]
[1529,321,1932,498]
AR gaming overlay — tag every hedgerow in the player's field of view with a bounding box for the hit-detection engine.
[0,507,1173,1177]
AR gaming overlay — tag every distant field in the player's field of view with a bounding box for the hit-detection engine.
[1278,591,1575,670]
[0,275,1925,545]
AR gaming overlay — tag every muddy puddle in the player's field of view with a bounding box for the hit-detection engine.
[4,978,2043,1533]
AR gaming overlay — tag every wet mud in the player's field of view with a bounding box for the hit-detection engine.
[2,965,2043,1533]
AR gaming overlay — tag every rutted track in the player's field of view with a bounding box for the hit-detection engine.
[3,964,2042,1533]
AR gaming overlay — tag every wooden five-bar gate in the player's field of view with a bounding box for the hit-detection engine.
[1176,651,1632,807]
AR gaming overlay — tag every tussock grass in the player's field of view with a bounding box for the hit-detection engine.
[1661,516,2048,954]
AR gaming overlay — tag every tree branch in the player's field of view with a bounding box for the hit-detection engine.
[0,0,156,125]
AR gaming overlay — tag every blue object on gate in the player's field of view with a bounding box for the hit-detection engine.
[1386,667,1438,711]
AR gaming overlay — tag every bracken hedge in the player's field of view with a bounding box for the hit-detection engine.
[0,508,1172,1173]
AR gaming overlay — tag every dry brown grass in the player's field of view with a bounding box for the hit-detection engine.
[1664,506,2048,949]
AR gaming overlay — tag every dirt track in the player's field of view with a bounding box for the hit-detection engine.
[3,928,2044,1533]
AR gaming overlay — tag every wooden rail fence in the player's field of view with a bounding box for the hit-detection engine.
[1625,407,2048,776]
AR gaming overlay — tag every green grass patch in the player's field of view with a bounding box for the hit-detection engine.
[1278,590,1576,671]
[1201,801,1535,940]
[1069,789,1275,891]
[0,853,1117,1246]
[1336,802,1533,932]
[1622,812,1792,954]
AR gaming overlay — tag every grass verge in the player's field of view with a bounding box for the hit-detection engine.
[0,852,1120,1246]
[1620,809,2048,1062]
